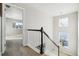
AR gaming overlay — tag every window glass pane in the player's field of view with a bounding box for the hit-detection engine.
[13,21,23,29]
[59,17,68,27]
[59,32,68,47]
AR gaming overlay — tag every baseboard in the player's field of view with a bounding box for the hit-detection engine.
[27,43,40,54]
[44,50,57,56]
[23,43,28,47]
[59,47,73,56]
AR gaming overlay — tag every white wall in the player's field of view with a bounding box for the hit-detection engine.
[22,5,53,51]
[78,8,79,56]
[0,17,1,55]
[53,12,78,56]
[5,4,22,20]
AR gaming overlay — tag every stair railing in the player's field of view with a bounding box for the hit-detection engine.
[27,27,60,56]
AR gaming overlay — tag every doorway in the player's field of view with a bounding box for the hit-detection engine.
[2,4,23,55]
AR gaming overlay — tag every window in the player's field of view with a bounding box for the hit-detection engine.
[59,17,69,47]
[15,21,23,28]
[59,17,68,27]
[13,21,23,29]
[59,32,68,47]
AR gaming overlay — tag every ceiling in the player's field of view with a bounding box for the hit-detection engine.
[14,3,79,17]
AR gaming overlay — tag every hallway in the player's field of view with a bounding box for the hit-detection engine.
[2,39,41,56]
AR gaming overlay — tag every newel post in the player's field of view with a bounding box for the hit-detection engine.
[40,27,44,54]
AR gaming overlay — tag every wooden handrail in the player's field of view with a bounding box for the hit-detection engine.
[27,29,41,32]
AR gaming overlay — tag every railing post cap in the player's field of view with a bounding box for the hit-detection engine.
[41,27,43,28]
[41,27,43,30]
